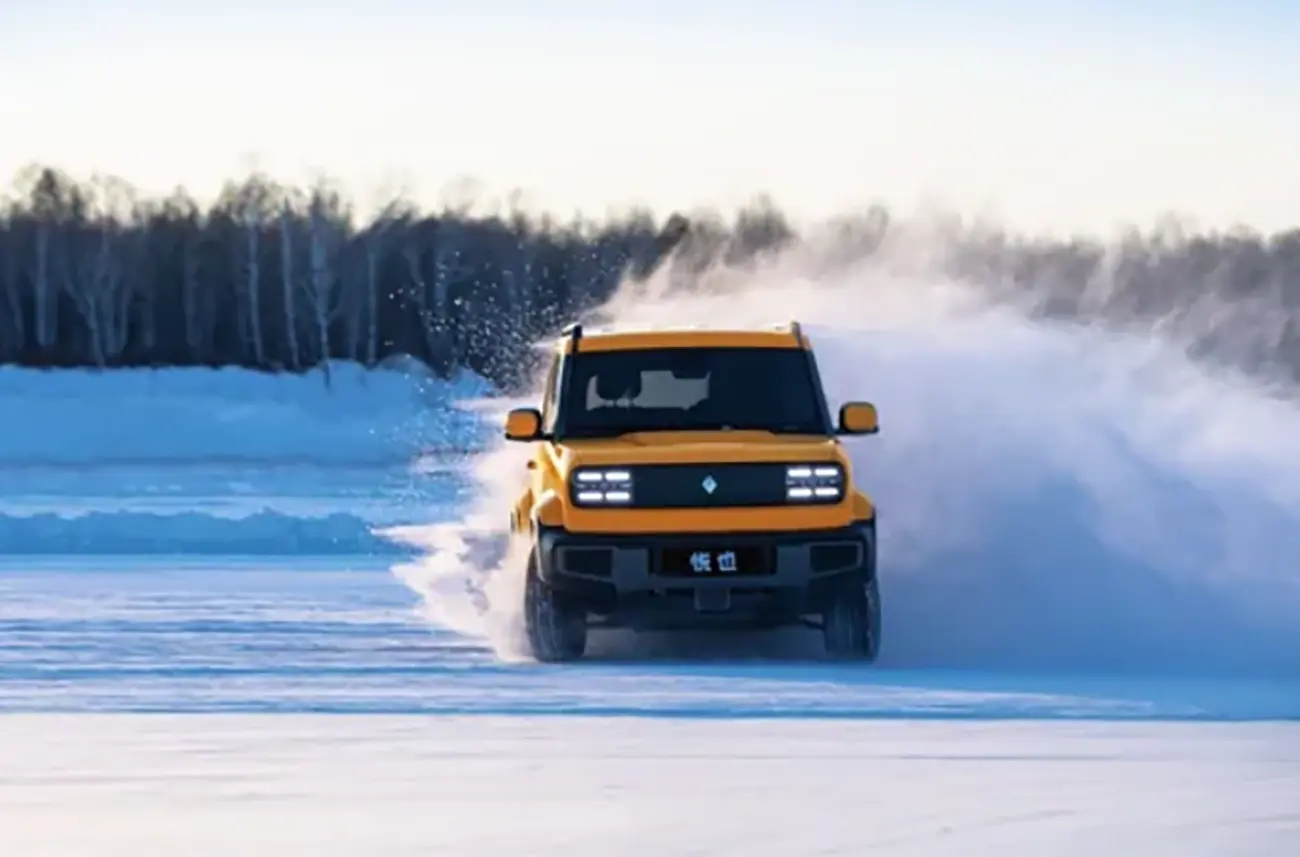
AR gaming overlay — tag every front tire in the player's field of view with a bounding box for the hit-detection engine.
[822,574,882,661]
[523,552,587,662]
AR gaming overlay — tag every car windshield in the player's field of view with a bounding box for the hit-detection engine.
[558,346,829,438]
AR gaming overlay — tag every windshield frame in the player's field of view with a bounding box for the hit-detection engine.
[550,344,835,441]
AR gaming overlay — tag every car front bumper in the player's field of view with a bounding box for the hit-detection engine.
[534,520,876,630]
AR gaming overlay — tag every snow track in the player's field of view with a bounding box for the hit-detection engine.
[3,558,1298,720]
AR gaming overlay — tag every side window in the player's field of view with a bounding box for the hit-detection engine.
[540,356,561,432]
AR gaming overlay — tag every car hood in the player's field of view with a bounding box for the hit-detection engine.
[548,431,844,470]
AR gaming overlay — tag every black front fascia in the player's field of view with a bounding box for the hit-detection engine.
[619,462,788,508]
[536,519,877,580]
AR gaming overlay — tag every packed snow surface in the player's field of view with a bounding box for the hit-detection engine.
[3,716,1296,857]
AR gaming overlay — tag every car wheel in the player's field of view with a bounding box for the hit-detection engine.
[523,551,587,662]
[822,573,881,662]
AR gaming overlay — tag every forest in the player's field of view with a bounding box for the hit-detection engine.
[1,163,1298,392]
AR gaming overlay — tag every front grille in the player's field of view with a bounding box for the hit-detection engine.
[628,463,789,508]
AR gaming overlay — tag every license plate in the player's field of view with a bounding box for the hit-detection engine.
[659,545,772,576]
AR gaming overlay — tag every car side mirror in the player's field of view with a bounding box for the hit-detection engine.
[504,407,544,441]
[837,401,878,435]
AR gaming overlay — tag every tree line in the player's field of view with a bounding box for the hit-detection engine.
[1,163,1298,392]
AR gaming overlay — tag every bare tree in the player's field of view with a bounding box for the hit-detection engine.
[356,208,401,365]
[238,182,269,365]
[18,168,75,353]
[305,185,349,385]
[0,200,24,358]
[279,199,302,371]
[63,220,132,367]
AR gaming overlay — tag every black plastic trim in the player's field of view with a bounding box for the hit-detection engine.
[536,519,876,581]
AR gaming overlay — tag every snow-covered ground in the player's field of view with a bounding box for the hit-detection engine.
[3,281,1300,855]
[4,716,1296,857]
[0,360,486,555]
[0,359,492,466]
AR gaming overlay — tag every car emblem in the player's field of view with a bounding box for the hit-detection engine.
[702,475,718,494]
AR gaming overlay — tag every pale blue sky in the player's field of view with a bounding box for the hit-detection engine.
[2,0,1298,235]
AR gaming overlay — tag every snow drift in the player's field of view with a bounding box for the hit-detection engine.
[0,360,494,466]
[0,360,493,556]
[394,259,1300,677]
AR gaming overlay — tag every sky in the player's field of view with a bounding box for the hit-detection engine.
[2,0,1299,237]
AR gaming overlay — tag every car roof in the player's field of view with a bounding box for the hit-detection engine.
[556,322,810,353]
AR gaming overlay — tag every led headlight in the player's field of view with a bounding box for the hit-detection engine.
[785,463,844,502]
[571,467,634,505]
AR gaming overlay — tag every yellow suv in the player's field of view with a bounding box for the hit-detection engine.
[503,321,881,662]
